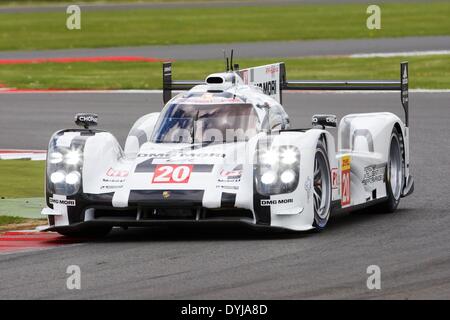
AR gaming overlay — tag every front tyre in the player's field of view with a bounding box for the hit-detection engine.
[312,140,332,231]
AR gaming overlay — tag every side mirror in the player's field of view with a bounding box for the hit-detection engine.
[312,114,337,128]
[75,113,98,129]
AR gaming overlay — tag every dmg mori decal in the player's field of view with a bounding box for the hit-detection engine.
[255,80,277,96]
[261,198,293,206]
[49,198,76,206]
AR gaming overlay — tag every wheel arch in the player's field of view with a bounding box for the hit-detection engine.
[339,112,406,163]
[124,112,160,158]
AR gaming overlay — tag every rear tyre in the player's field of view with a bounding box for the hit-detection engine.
[373,128,404,213]
[57,226,112,238]
[312,140,332,231]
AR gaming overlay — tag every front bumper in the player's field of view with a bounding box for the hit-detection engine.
[42,218,290,233]
[43,189,259,229]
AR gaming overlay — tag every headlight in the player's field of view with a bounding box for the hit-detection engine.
[65,150,82,165]
[260,150,279,165]
[50,171,65,184]
[46,134,84,196]
[261,171,277,184]
[65,171,81,185]
[280,169,296,184]
[49,152,63,164]
[255,143,300,195]
[280,147,298,165]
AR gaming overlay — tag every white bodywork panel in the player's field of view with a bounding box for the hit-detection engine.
[337,112,411,209]
[238,63,282,103]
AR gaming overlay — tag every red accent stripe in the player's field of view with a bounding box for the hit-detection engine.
[0,88,131,93]
[0,242,62,248]
[0,231,84,253]
[0,236,76,242]
[0,56,164,65]
[3,231,50,236]
[0,149,46,154]
[0,88,74,93]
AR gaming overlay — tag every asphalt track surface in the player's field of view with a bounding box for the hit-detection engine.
[0,91,449,299]
[2,36,450,61]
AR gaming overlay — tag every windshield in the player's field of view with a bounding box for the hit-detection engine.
[151,103,259,144]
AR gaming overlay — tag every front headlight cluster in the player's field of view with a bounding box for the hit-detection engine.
[47,147,83,196]
[255,145,300,195]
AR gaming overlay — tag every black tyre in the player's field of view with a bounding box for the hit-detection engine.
[374,128,405,213]
[312,140,332,230]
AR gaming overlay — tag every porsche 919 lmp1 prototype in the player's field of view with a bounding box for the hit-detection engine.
[41,60,414,237]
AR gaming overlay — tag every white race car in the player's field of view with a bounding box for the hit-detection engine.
[41,60,414,237]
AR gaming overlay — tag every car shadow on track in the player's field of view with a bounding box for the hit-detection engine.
[325,207,414,232]
[96,225,309,243]
[85,207,415,243]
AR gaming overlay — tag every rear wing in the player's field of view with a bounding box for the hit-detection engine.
[162,62,203,105]
[281,62,409,126]
[162,61,409,126]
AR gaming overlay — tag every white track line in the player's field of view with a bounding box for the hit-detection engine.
[0,149,46,161]
[0,153,46,160]
[350,50,450,58]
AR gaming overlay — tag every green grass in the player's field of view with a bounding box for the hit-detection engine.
[1,55,449,89]
[0,215,28,225]
[0,2,449,51]
[0,160,45,198]
[0,216,46,229]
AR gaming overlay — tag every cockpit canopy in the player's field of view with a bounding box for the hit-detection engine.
[151,103,260,144]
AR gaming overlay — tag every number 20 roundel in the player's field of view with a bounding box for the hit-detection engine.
[152,164,193,184]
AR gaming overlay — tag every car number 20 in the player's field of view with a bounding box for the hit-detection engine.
[152,164,193,183]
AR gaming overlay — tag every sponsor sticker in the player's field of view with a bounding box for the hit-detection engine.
[362,164,386,186]
[219,165,242,182]
[312,115,337,126]
[216,185,239,190]
[106,167,129,177]
[261,198,293,206]
[220,168,242,178]
[138,152,225,159]
[254,80,277,96]
[341,155,351,206]
[304,176,312,203]
[265,65,279,77]
[241,70,249,84]
[152,164,193,184]
[49,197,76,206]
[100,185,123,190]
[331,168,339,189]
